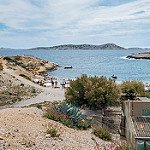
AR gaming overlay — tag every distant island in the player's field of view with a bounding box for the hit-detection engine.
[127,52,150,59]
[30,43,126,50]
[0,47,12,50]
[1,43,150,50]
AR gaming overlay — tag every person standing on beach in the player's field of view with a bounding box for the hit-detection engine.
[52,80,54,88]
[55,81,58,87]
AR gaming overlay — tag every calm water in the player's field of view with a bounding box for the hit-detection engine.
[0,49,150,83]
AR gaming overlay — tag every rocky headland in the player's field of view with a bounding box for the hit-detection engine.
[127,52,150,59]
[2,55,60,74]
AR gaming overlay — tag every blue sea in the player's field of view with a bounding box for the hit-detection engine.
[0,49,150,83]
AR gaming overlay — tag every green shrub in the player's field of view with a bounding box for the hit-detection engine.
[3,57,27,69]
[3,57,14,62]
[36,104,42,109]
[75,119,91,130]
[47,128,60,137]
[32,88,36,93]
[121,80,144,100]
[0,63,3,70]
[65,74,88,106]
[65,74,121,110]
[93,126,112,141]
[19,74,31,81]
[139,91,150,98]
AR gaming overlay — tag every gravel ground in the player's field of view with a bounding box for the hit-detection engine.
[0,107,116,150]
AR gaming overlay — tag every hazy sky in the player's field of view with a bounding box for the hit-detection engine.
[0,0,150,48]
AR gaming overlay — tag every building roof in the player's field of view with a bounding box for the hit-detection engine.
[133,116,150,138]
[137,97,150,102]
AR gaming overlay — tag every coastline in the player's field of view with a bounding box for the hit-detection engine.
[1,49,150,83]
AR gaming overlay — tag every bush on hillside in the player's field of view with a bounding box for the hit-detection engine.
[3,57,14,62]
[44,104,92,130]
[93,126,112,141]
[0,63,3,71]
[19,74,31,81]
[65,74,88,106]
[44,105,73,128]
[65,74,121,110]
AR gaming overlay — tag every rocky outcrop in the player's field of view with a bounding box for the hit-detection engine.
[3,55,60,74]
[127,52,150,59]
[30,43,125,50]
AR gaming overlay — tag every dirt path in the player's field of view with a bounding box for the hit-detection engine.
[0,65,65,108]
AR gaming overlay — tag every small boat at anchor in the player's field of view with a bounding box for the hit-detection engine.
[112,74,117,79]
[64,66,72,69]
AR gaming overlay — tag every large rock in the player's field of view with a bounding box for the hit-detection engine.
[127,52,150,59]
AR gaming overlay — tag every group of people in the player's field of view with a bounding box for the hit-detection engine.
[51,79,58,88]
[34,74,72,88]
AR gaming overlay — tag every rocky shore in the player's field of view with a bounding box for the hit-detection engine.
[2,55,60,74]
[127,52,150,59]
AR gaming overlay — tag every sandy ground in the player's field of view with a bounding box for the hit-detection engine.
[0,107,116,150]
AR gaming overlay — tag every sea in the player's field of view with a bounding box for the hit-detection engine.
[0,49,150,83]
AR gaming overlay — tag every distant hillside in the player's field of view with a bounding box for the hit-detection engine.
[30,43,126,50]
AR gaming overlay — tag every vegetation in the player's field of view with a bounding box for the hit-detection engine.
[54,102,82,126]
[0,63,3,70]
[140,91,150,98]
[75,119,91,130]
[19,74,31,81]
[121,80,145,100]
[95,140,132,150]
[0,85,39,105]
[4,57,27,69]
[47,128,60,137]
[44,105,73,128]
[44,104,91,129]
[93,126,112,141]
[36,103,42,109]
[3,57,14,62]
[65,74,121,110]
[46,123,61,138]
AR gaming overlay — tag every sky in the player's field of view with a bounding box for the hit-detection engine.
[0,0,150,49]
